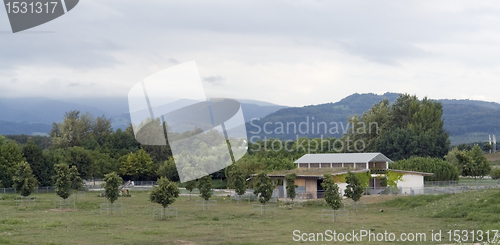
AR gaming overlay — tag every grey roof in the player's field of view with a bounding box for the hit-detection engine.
[266,169,370,179]
[294,153,393,164]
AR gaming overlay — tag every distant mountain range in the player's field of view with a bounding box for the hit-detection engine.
[245,93,500,145]
[1,93,499,145]
[0,97,287,136]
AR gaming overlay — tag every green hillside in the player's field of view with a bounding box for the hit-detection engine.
[247,92,500,145]
[247,92,400,140]
[384,189,500,230]
[0,121,51,136]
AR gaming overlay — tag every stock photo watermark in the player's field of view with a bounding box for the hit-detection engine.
[127,61,248,183]
[248,117,380,153]
[3,0,79,33]
[292,229,500,243]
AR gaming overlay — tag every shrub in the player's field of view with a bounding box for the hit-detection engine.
[490,168,500,179]
[390,156,459,181]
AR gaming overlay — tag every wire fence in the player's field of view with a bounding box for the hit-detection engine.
[1,179,498,197]
[257,181,500,203]
[424,179,500,187]
[85,180,159,191]
[0,186,56,194]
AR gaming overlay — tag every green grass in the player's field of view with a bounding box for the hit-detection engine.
[486,152,500,170]
[383,194,451,209]
[458,178,498,184]
[490,160,500,167]
[0,190,497,244]
[383,189,500,230]
[177,179,228,189]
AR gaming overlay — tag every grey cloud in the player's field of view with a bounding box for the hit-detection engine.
[168,58,179,64]
[1,0,498,68]
[67,82,97,87]
[203,76,225,84]
[0,29,122,71]
[58,0,500,66]
[338,40,431,66]
[1,0,500,100]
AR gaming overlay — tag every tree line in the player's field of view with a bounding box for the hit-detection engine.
[0,94,493,189]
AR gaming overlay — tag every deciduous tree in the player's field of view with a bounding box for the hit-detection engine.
[456,145,491,179]
[69,166,83,191]
[23,141,52,186]
[149,177,180,209]
[285,173,297,203]
[67,146,94,180]
[198,175,212,201]
[346,94,450,160]
[54,163,71,200]
[102,172,122,204]
[321,174,341,210]
[232,168,247,203]
[344,172,364,203]
[185,179,197,200]
[12,161,37,197]
[0,140,25,188]
[119,149,154,180]
[253,172,275,205]
[156,158,179,182]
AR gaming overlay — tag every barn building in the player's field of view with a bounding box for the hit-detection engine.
[267,153,433,199]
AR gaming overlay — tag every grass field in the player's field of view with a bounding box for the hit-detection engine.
[0,189,499,245]
[487,152,500,169]
[177,179,227,189]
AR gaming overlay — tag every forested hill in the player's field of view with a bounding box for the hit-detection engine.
[0,97,287,136]
[246,92,500,145]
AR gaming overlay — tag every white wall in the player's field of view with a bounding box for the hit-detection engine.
[396,174,424,195]
[337,183,348,198]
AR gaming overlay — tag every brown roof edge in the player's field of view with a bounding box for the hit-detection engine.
[388,169,434,176]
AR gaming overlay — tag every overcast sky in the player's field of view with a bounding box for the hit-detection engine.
[1,0,500,107]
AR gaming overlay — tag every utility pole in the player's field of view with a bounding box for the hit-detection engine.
[494,135,497,153]
[489,135,492,154]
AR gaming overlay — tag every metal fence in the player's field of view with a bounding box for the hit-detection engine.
[85,180,158,191]
[131,181,157,186]
[260,182,500,203]
[0,186,56,194]
[424,180,500,187]
[407,184,500,195]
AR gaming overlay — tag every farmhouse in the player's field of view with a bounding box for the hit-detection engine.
[268,153,433,199]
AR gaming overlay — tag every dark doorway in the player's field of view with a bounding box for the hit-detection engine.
[317,179,324,198]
